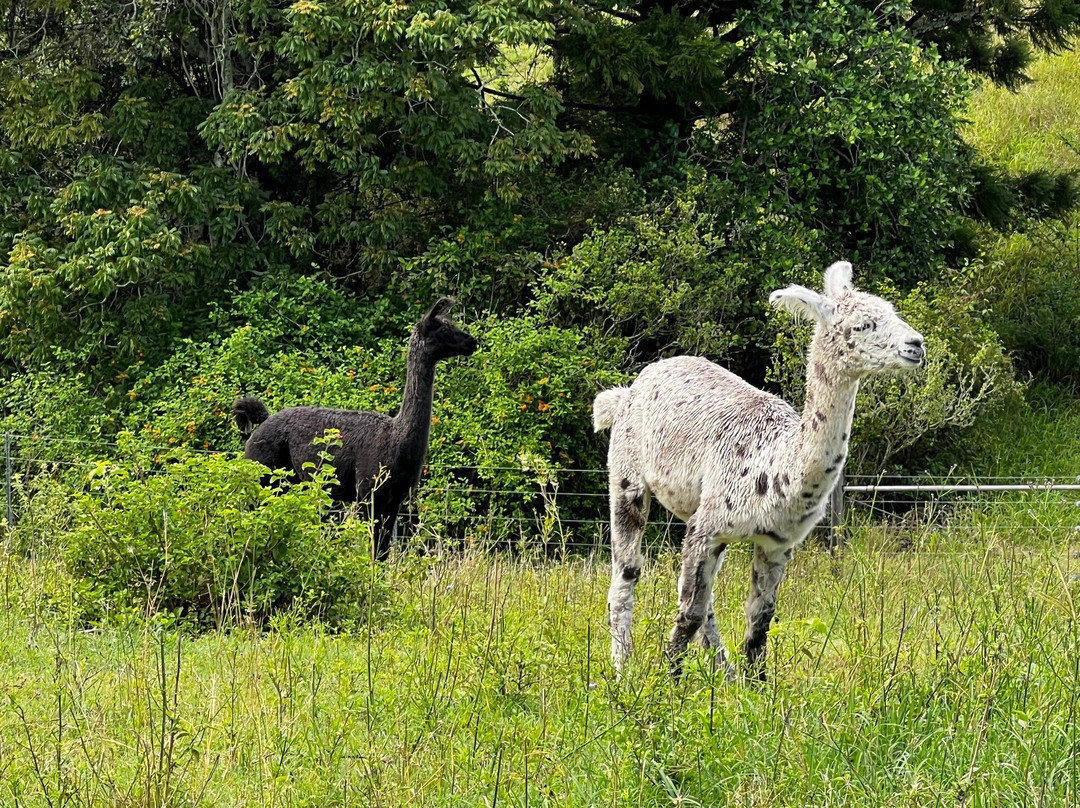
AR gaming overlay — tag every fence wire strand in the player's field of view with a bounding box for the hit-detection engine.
[3,432,1079,547]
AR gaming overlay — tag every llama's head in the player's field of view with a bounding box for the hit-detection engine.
[411,297,479,361]
[769,261,925,377]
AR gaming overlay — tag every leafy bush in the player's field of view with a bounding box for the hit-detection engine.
[716,0,975,282]
[418,314,627,544]
[387,165,647,317]
[0,154,275,371]
[769,272,1022,473]
[535,168,834,383]
[0,374,117,553]
[979,221,1080,388]
[64,438,380,628]
[0,368,115,449]
[112,279,627,547]
[117,271,427,452]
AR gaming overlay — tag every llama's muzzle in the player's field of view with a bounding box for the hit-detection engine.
[897,336,926,366]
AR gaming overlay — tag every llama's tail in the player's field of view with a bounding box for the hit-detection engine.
[232,396,271,439]
[592,387,631,432]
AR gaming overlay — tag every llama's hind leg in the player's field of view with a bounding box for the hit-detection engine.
[695,543,736,682]
[743,544,792,682]
[607,476,649,672]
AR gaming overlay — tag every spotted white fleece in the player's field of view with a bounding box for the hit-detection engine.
[594,261,926,680]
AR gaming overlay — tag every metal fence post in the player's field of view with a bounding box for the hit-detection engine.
[4,432,13,546]
[828,466,845,553]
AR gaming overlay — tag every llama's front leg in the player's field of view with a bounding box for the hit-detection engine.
[373,507,399,562]
[743,544,791,682]
[667,523,720,680]
[608,479,649,672]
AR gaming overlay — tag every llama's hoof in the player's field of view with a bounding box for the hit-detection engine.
[743,663,768,684]
[665,647,688,681]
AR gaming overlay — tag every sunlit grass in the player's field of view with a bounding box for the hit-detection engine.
[974,384,1080,478]
[2,526,1078,807]
[965,49,1080,174]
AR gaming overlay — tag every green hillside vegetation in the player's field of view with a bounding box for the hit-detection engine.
[966,49,1080,173]
[972,383,1080,477]
[963,48,1080,408]
[3,0,1080,802]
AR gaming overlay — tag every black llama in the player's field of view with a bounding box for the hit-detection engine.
[233,297,478,559]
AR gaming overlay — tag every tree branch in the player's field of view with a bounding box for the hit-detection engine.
[465,80,715,118]
[7,0,18,50]
[579,0,640,23]
[906,8,982,37]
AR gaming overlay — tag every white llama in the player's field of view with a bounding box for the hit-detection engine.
[593,261,925,680]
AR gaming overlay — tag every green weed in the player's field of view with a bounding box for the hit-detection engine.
[1,529,1078,807]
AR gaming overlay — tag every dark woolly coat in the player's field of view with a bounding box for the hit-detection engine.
[238,398,426,522]
[233,298,477,559]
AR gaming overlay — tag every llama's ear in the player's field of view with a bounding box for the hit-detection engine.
[823,260,853,298]
[769,285,835,323]
[425,297,456,321]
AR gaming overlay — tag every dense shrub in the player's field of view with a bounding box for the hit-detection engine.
[119,272,402,452]
[0,153,277,371]
[418,315,627,544]
[0,368,114,449]
[979,220,1080,388]
[64,438,380,628]
[105,276,627,546]
[711,0,975,283]
[536,169,834,383]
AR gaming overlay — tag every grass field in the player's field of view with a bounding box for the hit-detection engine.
[965,49,1080,174]
[2,526,1079,808]
[975,385,1080,478]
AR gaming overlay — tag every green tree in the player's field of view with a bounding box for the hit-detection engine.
[4,0,1079,376]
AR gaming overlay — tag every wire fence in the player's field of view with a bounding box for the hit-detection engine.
[3,432,1080,552]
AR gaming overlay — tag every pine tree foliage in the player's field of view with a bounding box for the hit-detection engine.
[900,0,1080,88]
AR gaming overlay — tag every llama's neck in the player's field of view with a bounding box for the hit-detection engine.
[392,345,437,462]
[796,337,859,485]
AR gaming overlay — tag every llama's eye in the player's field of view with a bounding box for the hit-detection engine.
[851,321,875,333]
